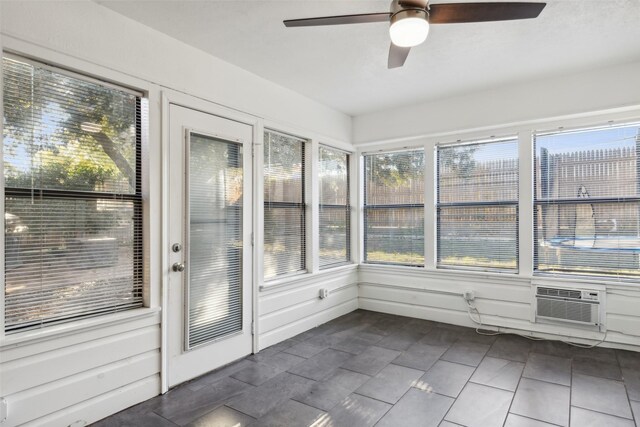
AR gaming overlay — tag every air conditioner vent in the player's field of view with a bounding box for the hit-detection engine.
[537,297,594,323]
[534,285,602,327]
[537,287,581,299]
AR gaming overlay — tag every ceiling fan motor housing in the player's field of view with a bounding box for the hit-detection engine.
[390,9,429,26]
[391,0,429,15]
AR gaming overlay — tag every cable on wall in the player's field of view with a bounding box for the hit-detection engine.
[462,294,608,348]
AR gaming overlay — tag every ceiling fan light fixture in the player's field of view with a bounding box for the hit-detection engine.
[389,9,429,48]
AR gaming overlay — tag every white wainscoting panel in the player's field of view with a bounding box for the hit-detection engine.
[358,265,640,350]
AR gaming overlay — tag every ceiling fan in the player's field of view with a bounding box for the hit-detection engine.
[284,1,546,68]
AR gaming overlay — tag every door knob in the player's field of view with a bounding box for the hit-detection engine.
[172,262,186,272]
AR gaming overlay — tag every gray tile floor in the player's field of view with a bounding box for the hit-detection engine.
[93,310,640,427]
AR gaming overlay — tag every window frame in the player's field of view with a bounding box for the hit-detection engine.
[533,122,640,280]
[2,53,146,333]
[262,128,308,281]
[318,144,351,270]
[362,148,426,267]
[436,137,520,273]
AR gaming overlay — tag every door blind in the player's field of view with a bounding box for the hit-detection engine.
[364,150,425,266]
[534,123,640,279]
[319,145,350,269]
[437,139,519,271]
[263,130,306,279]
[187,134,243,349]
[3,55,144,332]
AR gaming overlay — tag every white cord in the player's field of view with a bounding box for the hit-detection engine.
[465,300,501,336]
[464,296,606,346]
[562,332,608,349]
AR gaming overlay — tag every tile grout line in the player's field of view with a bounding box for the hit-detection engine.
[150,411,181,426]
[220,404,257,422]
[288,396,331,414]
[350,363,427,410]
[571,403,636,421]
[440,347,486,426]
[334,332,440,425]
[351,391,395,406]
[518,373,572,388]
[571,365,636,421]
[466,378,522,395]
[509,412,565,427]
[569,357,574,427]
[496,339,535,427]
[616,350,638,426]
[408,385,457,400]
[281,398,332,418]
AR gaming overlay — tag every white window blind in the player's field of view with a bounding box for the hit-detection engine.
[364,150,425,266]
[263,130,306,279]
[3,55,144,332]
[437,139,519,271]
[319,145,350,269]
[534,123,640,279]
[187,133,243,348]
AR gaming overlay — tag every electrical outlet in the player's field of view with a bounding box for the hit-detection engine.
[319,288,329,299]
[463,290,475,301]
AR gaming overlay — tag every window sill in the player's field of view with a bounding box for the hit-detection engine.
[263,270,310,287]
[532,274,640,290]
[359,264,640,290]
[260,263,357,292]
[359,263,531,284]
[0,306,161,349]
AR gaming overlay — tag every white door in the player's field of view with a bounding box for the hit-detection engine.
[168,104,253,388]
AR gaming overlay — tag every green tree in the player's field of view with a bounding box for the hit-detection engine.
[439,146,478,178]
[367,151,425,188]
[2,56,137,192]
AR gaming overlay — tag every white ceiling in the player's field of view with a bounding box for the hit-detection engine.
[97,0,640,116]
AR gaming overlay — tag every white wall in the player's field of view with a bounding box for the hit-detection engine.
[0,312,161,426]
[258,267,359,349]
[353,58,640,351]
[353,60,640,144]
[359,267,640,351]
[0,1,354,426]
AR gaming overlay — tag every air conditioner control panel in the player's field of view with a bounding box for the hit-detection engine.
[581,291,600,301]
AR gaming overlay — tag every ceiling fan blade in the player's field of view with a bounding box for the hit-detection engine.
[284,12,390,27]
[388,43,411,69]
[429,2,546,24]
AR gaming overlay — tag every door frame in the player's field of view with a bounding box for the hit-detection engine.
[161,90,261,393]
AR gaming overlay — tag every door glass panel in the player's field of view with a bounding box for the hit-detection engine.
[187,133,243,349]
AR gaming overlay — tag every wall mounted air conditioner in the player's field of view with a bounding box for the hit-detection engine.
[532,283,605,329]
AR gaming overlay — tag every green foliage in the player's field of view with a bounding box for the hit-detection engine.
[2,56,137,192]
[367,151,424,188]
[439,146,478,178]
[264,131,304,168]
[37,140,119,190]
[319,146,348,204]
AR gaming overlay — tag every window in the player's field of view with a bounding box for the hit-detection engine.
[3,55,144,332]
[437,139,519,271]
[319,145,350,269]
[534,123,640,279]
[263,130,306,279]
[364,150,424,266]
